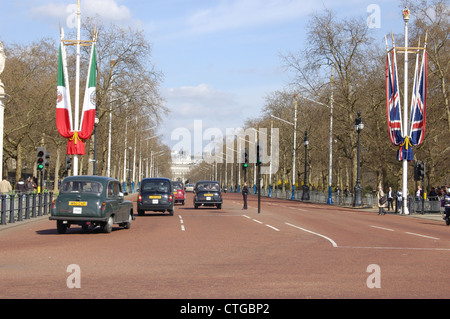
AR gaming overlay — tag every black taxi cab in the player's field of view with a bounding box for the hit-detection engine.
[137,178,175,216]
[193,181,222,209]
[50,176,133,234]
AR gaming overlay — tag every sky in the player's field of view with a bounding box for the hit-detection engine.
[0,0,409,155]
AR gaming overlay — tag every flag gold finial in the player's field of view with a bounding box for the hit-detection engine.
[403,6,410,23]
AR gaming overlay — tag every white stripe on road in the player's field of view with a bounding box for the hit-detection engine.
[285,222,338,248]
[370,225,439,240]
[266,224,280,232]
[179,215,185,231]
[243,215,279,231]
[405,232,439,240]
[370,225,394,232]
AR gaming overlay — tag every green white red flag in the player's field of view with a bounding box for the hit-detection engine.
[56,40,96,155]
[56,43,73,139]
[79,43,97,140]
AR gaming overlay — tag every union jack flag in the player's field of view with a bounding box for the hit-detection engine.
[386,48,413,161]
[386,50,404,147]
[409,50,427,147]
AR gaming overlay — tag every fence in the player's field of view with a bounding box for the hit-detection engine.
[0,192,53,226]
[252,188,444,214]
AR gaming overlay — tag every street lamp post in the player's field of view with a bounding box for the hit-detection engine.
[301,131,310,201]
[291,95,298,200]
[353,111,364,207]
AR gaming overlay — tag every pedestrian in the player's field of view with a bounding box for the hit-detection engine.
[242,182,249,210]
[377,185,386,215]
[397,188,403,214]
[335,186,341,205]
[344,186,350,197]
[387,186,394,211]
[29,177,37,192]
[0,176,12,194]
[15,178,27,193]
[429,187,438,200]
[416,186,422,201]
[442,186,450,225]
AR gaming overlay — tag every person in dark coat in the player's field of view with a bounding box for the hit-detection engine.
[242,182,249,210]
[15,178,27,193]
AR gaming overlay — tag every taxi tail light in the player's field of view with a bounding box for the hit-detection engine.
[138,194,142,202]
[169,194,173,202]
[51,199,56,209]
[101,201,106,211]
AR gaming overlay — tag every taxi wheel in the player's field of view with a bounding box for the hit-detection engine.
[103,216,113,233]
[168,208,174,216]
[124,213,132,229]
[57,221,68,234]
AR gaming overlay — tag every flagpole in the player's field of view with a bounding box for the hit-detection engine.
[73,0,81,176]
[402,6,410,214]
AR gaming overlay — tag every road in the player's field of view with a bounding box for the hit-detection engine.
[1,191,449,299]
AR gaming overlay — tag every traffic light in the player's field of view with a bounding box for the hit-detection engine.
[243,149,249,169]
[414,161,426,181]
[414,161,419,181]
[37,147,46,171]
[44,151,50,168]
[65,155,72,172]
[419,161,425,179]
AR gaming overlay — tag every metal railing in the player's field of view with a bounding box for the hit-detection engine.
[0,192,53,225]
[247,188,444,214]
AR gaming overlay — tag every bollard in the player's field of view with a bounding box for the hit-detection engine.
[25,193,30,219]
[9,194,15,223]
[43,193,48,215]
[0,195,6,225]
[31,193,37,218]
[17,193,23,222]
[38,193,43,217]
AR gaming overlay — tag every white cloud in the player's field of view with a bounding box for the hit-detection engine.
[30,0,132,24]
[185,0,316,35]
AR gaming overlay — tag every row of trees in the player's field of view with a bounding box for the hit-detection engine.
[2,18,170,192]
[189,1,449,195]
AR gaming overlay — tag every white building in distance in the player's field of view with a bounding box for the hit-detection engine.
[170,150,200,182]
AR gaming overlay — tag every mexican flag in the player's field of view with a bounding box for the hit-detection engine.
[56,43,73,139]
[79,43,97,140]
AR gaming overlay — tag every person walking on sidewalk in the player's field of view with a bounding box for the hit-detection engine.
[0,176,12,194]
[242,182,249,210]
[387,187,394,211]
[377,186,386,215]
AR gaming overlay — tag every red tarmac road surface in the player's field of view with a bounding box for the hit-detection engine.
[1,192,449,299]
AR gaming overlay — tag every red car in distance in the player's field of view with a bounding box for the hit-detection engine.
[172,181,186,205]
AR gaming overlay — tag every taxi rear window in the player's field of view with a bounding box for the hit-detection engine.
[196,182,220,192]
[60,181,103,194]
[141,180,170,193]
